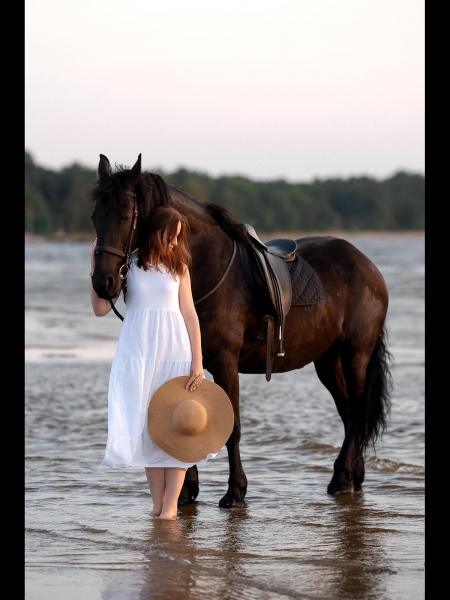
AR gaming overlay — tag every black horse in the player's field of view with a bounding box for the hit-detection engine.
[90,154,393,507]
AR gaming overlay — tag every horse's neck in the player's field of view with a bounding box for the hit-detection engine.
[169,188,214,225]
[169,188,222,241]
[169,188,234,279]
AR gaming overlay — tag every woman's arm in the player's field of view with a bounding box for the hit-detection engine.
[90,238,117,317]
[179,265,204,391]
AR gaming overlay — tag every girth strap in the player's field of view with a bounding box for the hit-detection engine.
[266,316,274,381]
[239,316,269,364]
[238,315,276,382]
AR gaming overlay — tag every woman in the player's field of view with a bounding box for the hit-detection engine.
[90,206,214,520]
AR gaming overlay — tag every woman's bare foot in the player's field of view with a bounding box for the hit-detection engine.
[150,508,162,517]
[157,512,177,520]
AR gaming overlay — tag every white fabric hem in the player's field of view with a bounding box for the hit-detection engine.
[101,452,217,469]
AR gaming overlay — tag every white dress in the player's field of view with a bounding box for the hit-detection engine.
[102,255,216,469]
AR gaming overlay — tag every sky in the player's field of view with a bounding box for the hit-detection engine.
[25,0,424,183]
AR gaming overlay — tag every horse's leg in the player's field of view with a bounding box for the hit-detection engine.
[314,347,358,494]
[208,352,247,508]
[315,331,392,494]
[178,465,199,505]
[314,345,368,494]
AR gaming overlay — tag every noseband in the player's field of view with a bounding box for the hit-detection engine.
[94,190,138,320]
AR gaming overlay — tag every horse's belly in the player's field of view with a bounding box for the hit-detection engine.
[238,303,342,374]
[238,345,320,374]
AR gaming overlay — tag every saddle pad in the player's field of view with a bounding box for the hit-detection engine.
[238,242,323,306]
[286,254,324,305]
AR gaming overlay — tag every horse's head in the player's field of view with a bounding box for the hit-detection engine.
[90,154,143,299]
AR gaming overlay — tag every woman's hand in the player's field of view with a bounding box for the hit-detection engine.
[186,363,204,392]
[179,267,204,392]
[91,238,97,274]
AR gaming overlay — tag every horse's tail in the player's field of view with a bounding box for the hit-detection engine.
[356,325,394,453]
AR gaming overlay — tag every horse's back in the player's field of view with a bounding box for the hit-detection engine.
[294,235,389,334]
[295,235,369,263]
[295,235,386,288]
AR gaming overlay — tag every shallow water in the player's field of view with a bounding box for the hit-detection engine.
[25,233,424,600]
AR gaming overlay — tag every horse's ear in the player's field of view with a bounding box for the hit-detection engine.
[128,154,142,186]
[98,154,111,179]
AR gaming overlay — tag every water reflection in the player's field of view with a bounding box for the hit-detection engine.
[326,493,392,600]
[216,508,252,580]
[137,516,195,600]
[137,506,256,600]
[221,507,252,552]
[147,505,198,556]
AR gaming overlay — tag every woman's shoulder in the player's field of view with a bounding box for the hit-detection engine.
[177,264,192,291]
[180,262,190,279]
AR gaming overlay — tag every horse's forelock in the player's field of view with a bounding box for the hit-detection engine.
[91,169,155,210]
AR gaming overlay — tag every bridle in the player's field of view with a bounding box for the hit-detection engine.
[94,190,138,320]
[95,190,138,278]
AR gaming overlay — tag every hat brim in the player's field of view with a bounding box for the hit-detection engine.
[148,376,234,463]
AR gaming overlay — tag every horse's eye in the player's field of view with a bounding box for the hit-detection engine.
[120,216,130,224]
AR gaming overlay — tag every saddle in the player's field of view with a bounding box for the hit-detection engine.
[239,224,324,381]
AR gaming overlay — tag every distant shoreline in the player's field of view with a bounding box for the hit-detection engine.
[25,230,424,244]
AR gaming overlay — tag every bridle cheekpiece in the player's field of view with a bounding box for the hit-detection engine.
[94,189,138,321]
[94,189,139,281]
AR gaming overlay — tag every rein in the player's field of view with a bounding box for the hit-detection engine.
[194,240,236,305]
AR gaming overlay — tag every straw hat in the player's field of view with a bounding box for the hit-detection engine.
[148,376,234,463]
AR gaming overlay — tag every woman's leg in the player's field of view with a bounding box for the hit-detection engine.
[145,467,165,516]
[159,468,186,519]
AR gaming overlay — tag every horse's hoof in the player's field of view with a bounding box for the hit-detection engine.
[178,486,199,505]
[327,481,355,495]
[353,473,365,489]
[330,487,355,495]
[178,465,199,505]
[178,494,196,505]
[218,494,247,508]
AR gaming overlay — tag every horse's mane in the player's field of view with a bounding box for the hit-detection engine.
[168,182,251,245]
[90,166,251,245]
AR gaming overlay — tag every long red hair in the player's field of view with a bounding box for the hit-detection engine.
[137,206,191,277]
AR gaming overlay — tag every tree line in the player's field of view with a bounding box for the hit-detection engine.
[25,151,424,235]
